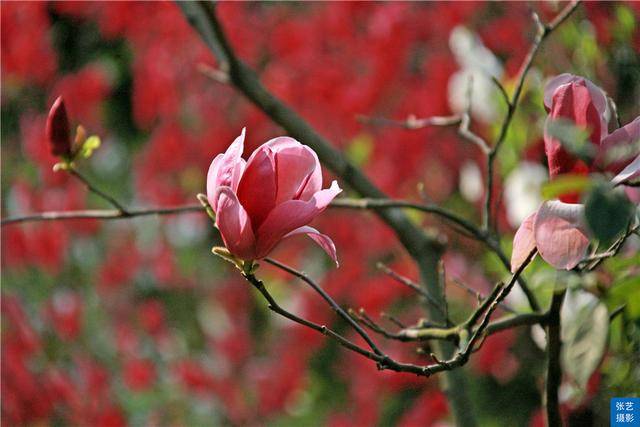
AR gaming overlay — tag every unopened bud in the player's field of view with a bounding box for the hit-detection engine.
[46,96,72,157]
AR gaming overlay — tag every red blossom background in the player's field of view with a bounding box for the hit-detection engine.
[2,2,639,426]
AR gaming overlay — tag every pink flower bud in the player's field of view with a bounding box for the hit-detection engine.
[46,96,72,157]
[206,128,342,265]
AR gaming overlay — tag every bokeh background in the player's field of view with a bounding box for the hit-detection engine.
[2,2,639,426]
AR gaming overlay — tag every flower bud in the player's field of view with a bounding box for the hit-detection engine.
[46,96,72,157]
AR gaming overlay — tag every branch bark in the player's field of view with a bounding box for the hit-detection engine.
[545,289,566,427]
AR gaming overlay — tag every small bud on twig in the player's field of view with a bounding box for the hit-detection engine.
[46,96,72,157]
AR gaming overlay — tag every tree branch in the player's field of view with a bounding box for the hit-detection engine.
[242,249,535,382]
[1,205,202,226]
[263,257,384,356]
[376,262,447,320]
[545,289,566,427]
[68,166,129,214]
[332,197,540,312]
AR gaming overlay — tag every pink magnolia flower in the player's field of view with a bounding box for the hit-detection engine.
[511,74,640,271]
[207,129,342,265]
[543,73,640,201]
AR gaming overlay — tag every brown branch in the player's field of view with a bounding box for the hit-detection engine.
[244,272,380,361]
[176,5,479,413]
[583,223,639,271]
[452,278,518,314]
[2,194,540,311]
[243,249,536,379]
[349,308,416,342]
[331,198,488,243]
[376,262,447,320]
[380,312,407,329]
[1,205,203,226]
[357,114,461,130]
[545,289,566,427]
[332,196,540,312]
[198,62,230,84]
[68,167,129,214]
[264,257,384,356]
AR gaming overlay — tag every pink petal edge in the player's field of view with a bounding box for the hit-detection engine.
[283,225,339,266]
[511,211,538,273]
[215,186,256,260]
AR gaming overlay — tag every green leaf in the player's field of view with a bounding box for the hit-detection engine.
[561,290,609,389]
[79,135,101,158]
[615,5,636,42]
[541,174,593,200]
[583,183,634,243]
[608,275,640,319]
[545,119,596,162]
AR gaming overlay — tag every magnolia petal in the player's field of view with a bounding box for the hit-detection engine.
[207,128,246,211]
[215,186,256,260]
[236,146,278,230]
[611,154,640,187]
[544,74,575,110]
[265,136,322,200]
[206,153,223,208]
[597,117,640,172]
[283,225,339,266]
[544,74,608,137]
[534,201,589,270]
[624,187,640,204]
[274,145,318,204]
[255,181,342,258]
[511,211,538,273]
[544,81,603,178]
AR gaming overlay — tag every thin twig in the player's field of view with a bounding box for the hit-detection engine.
[241,248,537,378]
[334,196,540,311]
[1,205,203,226]
[380,312,407,329]
[198,62,230,84]
[609,304,626,321]
[264,257,384,356]
[483,1,581,233]
[439,261,451,325]
[244,272,380,361]
[332,198,487,243]
[68,167,129,214]
[584,223,639,271]
[357,114,461,130]
[459,113,491,154]
[452,279,517,314]
[545,289,566,427]
[1,194,541,311]
[349,308,415,342]
[376,262,447,319]
[459,76,491,154]
[491,76,511,108]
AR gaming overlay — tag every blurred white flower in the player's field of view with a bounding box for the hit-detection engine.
[530,288,601,351]
[504,161,548,228]
[459,160,483,202]
[448,26,503,124]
